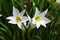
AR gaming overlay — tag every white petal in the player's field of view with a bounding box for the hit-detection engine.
[8,21,16,24]
[17,23,22,29]
[43,17,51,24]
[42,20,49,24]
[0,15,2,17]
[40,9,48,16]
[23,21,30,28]
[26,22,30,28]
[32,18,36,24]
[13,7,20,16]
[39,20,47,27]
[20,9,26,16]
[27,15,31,21]
[36,23,40,28]
[23,22,26,26]
[22,16,28,22]
[6,16,15,21]
[56,0,60,3]
[41,24,46,27]
[34,7,40,17]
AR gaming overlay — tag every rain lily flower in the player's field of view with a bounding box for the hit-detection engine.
[27,7,51,28]
[6,7,28,29]
[56,0,60,3]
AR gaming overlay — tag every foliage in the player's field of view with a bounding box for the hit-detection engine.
[0,0,60,40]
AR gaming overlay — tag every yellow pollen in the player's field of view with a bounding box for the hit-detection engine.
[16,16,22,23]
[35,16,41,22]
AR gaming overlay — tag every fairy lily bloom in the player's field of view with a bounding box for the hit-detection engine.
[56,0,60,3]
[6,7,28,29]
[27,7,51,28]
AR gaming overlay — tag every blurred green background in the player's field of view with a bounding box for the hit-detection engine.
[0,0,60,40]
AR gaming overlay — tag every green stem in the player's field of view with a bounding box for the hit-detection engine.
[22,30,25,40]
[28,26,35,40]
[28,33,30,40]
[17,28,19,40]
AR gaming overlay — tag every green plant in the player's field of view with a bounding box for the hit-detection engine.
[0,0,60,40]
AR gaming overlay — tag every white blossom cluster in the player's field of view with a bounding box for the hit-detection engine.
[4,6,50,29]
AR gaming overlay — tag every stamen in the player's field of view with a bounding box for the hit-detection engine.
[35,16,41,22]
[16,16,22,23]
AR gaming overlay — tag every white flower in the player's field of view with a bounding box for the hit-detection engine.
[0,15,2,17]
[56,0,60,3]
[27,7,51,28]
[6,7,28,29]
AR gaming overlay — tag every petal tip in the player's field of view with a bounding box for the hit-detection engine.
[0,15,2,17]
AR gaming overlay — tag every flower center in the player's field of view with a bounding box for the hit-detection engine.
[35,16,41,22]
[16,16,22,23]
